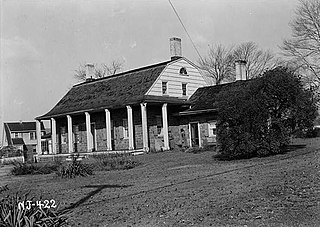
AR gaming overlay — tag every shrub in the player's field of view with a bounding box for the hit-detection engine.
[11,162,60,176]
[56,156,93,178]
[0,193,67,227]
[92,153,139,171]
[216,67,317,160]
[305,127,320,138]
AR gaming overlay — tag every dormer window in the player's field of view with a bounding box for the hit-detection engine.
[180,67,187,75]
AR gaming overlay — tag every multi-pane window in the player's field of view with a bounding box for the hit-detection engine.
[41,141,49,153]
[182,83,187,96]
[14,133,19,138]
[162,81,168,95]
[123,119,128,138]
[208,122,217,138]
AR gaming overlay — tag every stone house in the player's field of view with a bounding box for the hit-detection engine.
[35,38,248,159]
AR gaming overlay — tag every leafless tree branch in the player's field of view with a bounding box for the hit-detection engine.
[74,59,124,82]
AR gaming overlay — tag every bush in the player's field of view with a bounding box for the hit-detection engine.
[92,153,139,171]
[56,156,93,178]
[0,193,67,227]
[0,146,22,158]
[216,67,317,160]
[305,127,320,138]
[11,162,60,175]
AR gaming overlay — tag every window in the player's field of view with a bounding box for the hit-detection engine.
[123,119,128,138]
[41,141,49,153]
[156,115,163,135]
[14,133,19,138]
[208,122,217,138]
[60,127,67,144]
[180,67,187,75]
[30,132,36,140]
[182,83,187,96]
[162,81,168,95]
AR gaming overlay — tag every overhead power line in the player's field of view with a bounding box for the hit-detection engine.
[168,0,204,63]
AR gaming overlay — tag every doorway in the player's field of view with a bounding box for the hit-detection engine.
[90,123,97,151]
[190,123,199,147]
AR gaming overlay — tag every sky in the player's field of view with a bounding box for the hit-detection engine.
[0,0,299,145]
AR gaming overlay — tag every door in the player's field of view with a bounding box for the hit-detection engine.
[90,123,97,151]
[190,123,199,147]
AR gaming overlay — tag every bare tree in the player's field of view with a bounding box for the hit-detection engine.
[199,42,281,84]
[199,44,235,85]
[281,0,320,89]
[74,59,124,82]
[233,42,282,79]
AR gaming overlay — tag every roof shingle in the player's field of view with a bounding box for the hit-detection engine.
[37,60,175,119]
[12,138,25,145]
[5,122,45,132]
[188,80,251,112]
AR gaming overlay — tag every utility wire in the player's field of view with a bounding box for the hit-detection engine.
[168,0,204,63]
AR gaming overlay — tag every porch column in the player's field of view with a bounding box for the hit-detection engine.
[126,105,134,150]
[188,123,192,147]
[85,112,93,152]
[36,120,42,154]
[162,103,170,150]
[140,103,149,152]
[105,109,112,150]
[67,115,73,153]
[51,118,57,154]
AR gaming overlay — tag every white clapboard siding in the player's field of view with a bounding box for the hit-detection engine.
[146,58,209,98]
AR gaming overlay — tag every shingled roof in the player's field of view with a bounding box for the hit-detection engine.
[181,80,251,114]
[12,138,25,145]
[5,122,45,132]
[37,59,180,120]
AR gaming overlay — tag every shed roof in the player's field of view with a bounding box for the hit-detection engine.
[37,59,185,120]
[181,80,251,114]
[12,138,25,145]
[5,122,45,132]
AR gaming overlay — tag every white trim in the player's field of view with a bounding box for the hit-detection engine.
[126,105,134,150]
[188,123,192,147]
[36,120,41,154]
[105,109,112,151]
[51,118,57,154]
[162,103,170,150]
[67,115,73,153]
[140,103,149,152]
[85,112,93,152]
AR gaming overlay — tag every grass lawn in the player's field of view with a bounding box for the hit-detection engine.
[1,138,320,226]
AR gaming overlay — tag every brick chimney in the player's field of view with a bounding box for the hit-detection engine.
[235,60,247,81]
[85,63,95,81]
[170,37,182,60]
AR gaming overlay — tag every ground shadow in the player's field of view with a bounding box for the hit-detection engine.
[213,144,307,161]
[60,184,132,213]
[280,144,307,153]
